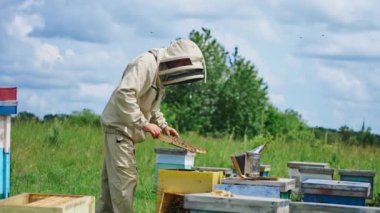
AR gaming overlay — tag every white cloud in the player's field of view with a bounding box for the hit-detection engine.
[6,15,32,38]
[316,66,370,102]
[79,83,114,100]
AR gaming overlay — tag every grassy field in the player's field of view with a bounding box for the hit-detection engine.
[10,120,380,212]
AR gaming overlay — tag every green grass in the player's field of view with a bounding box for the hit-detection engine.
[10,120,380,212]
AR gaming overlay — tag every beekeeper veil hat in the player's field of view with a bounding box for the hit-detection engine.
[157,39,206,86]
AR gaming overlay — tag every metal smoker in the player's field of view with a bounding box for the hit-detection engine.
[231,144,265,177]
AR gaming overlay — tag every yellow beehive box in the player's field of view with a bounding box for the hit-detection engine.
[0,193,95,213]
[156,169,223,212]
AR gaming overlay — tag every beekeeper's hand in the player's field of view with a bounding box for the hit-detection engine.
[143,123,161,138]
[163,126,179,138]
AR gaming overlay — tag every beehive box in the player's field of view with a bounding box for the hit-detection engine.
[154,148,195,179]
[0,193,95,213]
[299,167,334,183]
[290,201,380,213]
[156,169,223,212]
[287,161,329,194]
[339,169,376,198]
[302,179,370,206]
[184,193,290,213]
[260,164,271,177]
[222,177,295,199]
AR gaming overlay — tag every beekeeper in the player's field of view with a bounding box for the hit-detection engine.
[97,39,206,213]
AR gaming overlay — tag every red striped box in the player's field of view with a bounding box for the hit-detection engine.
[0,87,17,115]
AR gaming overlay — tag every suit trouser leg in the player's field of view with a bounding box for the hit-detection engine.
[96,157,113,213]
[97,132,137,213]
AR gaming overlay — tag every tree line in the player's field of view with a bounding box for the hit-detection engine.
[12,28,380,146]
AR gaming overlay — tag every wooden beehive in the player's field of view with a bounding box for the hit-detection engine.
[0,193,95,213]
[156,169,223,212]
[222,177,295,199]
[302,179,370,206]
[287,161,329,195]
[299,167,334,183]
[214,184,280,198]
[339,169,376,198]
[154,148,196,191]
[184,193,290,213]
[260,164,271,177]
[290,201,380,213]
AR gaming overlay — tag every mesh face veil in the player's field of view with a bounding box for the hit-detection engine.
[158,39,206,86]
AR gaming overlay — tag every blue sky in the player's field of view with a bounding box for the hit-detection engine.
[1,0,380,133]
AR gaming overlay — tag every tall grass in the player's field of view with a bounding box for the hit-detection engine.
[10,121,380,212]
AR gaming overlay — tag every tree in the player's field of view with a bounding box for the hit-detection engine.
[13,111,39,122]
[212,47,268,137]
[164,28,270,138]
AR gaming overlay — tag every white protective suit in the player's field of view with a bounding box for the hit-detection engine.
[97,39,206,213]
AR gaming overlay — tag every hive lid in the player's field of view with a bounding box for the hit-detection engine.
[154,148,193,155]
[339,169,376,177]
[302,179,370,191]
[287,161,329,169]
[299,166,334,175]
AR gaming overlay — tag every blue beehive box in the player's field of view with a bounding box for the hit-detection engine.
[302,179,370,206]
[215,183,280,198]
[154,148,195,190]
[339,169,376,199]
[184,193,290,213]
[222,177,296,199]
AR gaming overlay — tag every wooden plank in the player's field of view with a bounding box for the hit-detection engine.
[339,169,376,177]
[155,148,190,155]
[184,193,289,213]
[27,197,64,207]
[0,193,30,205]
[55,196,95,213]
[303,194,366,206]
[299,173,333,184]
[287,161,329,169]
[157,134,207,154]
[299,167,334,175]
[0,206,62,213]
[156,154,195,165]
[302,179,370,192]
[231,156,243,177]
[215,184,280,198]
[339,175,374,198]
[222,177,295,192]
[0,193,95,213]
[303,188,368,198]
[290,201,380,213]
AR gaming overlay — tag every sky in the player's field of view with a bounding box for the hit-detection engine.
[1,0,380,134]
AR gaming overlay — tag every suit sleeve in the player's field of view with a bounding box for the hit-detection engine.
[150,98,168,129]
[114,55,156,130]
